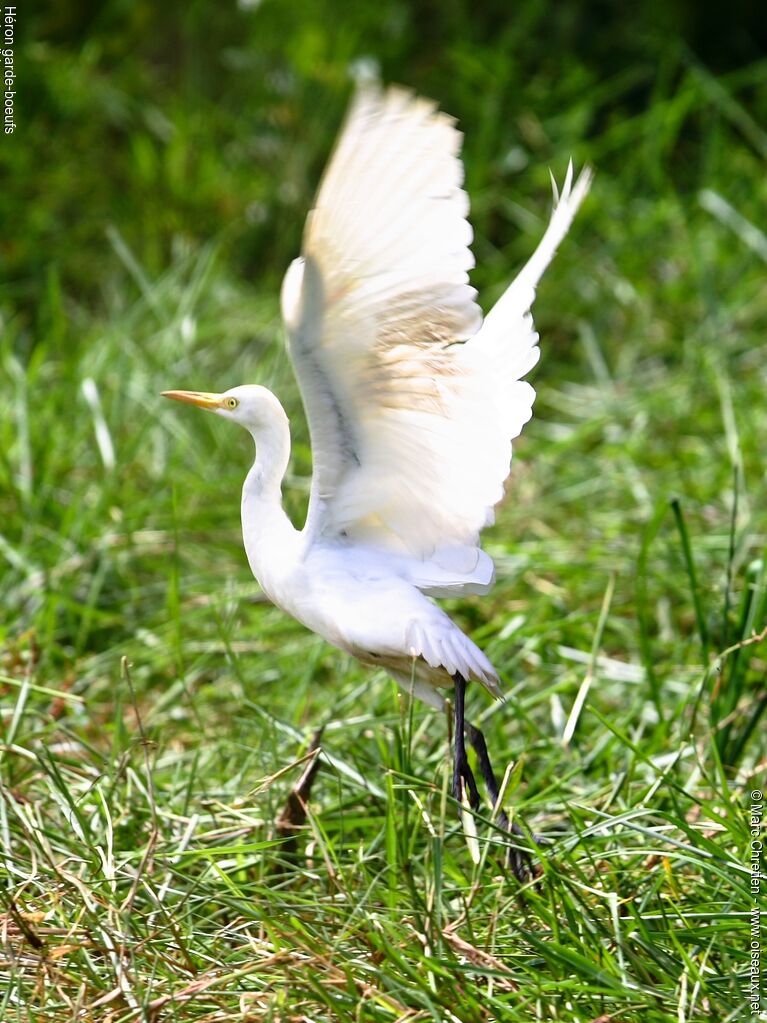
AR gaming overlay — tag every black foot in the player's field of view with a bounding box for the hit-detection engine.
[505,818,542,884]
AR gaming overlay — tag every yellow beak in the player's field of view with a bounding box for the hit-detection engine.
[162,390,225,411]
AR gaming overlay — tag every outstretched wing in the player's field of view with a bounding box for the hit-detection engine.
[281,83,591,574]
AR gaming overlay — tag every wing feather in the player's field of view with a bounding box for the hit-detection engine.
[282,83,591,577]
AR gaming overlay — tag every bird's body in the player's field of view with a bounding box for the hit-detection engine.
[231,382,501,707]
[163,84,590,870]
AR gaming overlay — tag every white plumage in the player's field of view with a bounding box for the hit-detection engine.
[282,87,590,609]
[163,84,591,849]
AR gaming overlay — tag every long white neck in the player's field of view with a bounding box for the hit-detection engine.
[240,403,300,591]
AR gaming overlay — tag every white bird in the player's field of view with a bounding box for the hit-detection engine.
[163,84,591,875]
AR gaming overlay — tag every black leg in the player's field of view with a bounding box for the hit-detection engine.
[453,674,540,883]
[452,673,481,810]
[465,721,509,827]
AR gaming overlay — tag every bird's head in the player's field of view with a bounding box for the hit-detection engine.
[162,384,288,436]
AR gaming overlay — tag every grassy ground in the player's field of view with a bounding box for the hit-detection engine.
[2,6,767,1021]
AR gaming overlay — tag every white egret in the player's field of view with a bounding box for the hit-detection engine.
[164,84,591,876]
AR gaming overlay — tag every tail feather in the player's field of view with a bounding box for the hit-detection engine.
[405,617,503,701]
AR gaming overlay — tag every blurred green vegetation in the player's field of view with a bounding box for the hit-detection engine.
[5,0,767,317]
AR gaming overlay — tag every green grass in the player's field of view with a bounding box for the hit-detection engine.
[2,6,767,1021]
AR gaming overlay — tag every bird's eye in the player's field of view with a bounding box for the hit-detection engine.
[225,397,238,409]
